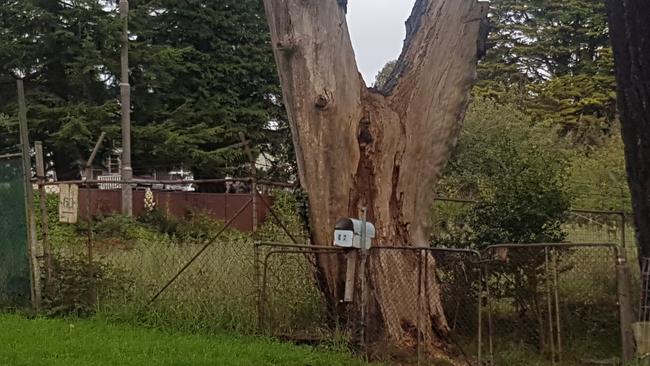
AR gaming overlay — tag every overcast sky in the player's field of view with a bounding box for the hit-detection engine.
[347,0,417,85]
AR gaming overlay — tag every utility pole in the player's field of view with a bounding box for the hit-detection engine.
[119,0,133,216]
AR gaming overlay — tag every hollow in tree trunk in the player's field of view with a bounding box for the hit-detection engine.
[263,0,488,355]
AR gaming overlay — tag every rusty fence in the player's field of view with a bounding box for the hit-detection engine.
[257,243,484,364]
[256,242,343,339]
[33,183,638,365]
[257,241,634,365]
[36,178,306,334]
[483,243,631,365]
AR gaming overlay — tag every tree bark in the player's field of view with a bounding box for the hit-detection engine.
[605,0,650,265]
[263,0,488,354]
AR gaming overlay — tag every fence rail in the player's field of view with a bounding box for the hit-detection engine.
[3,174,638,365]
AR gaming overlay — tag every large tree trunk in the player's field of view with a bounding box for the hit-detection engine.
[605,0,650,265]
[263,0,488,354]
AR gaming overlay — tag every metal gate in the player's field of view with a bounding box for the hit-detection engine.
[0,154,31,307]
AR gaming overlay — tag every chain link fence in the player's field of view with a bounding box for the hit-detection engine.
[257,243,343,341]
[39,180,301,335]
[32,184,637,365]
[483,243,622,365]
[367,247,483,364]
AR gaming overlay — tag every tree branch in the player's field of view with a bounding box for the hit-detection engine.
[384,0,489,243]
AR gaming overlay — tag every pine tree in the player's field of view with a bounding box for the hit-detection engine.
[0,0,120,179]
[125,0,289,187]
[475,0,615,144]
[0,0,291,183]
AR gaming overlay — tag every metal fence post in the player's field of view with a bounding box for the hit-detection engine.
[616,246,636,363]
[477,262,483,365]
[359,207,369,353]
[552,248,562,364]
[417,249,423,366]
[35,142,52,293]
[545,246,557,365]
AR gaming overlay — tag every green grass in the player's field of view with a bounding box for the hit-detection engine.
[0,314,369,366]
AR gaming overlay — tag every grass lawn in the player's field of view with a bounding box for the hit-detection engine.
[0,314,368,366]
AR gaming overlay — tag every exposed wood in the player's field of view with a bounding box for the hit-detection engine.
[263,0,488,354]
[239,133,258,232]
[84,132,106,181]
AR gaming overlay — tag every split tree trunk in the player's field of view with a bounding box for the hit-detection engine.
[605,0,650,265]
[263,0,488,354]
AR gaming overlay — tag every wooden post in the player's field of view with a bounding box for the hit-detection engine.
[344,251,357,302]
[359,207,369,348]
[17,79,41,311]
[85,132,106,182]
[35,141,52,293]
[84,131,105,302]
[239,133,257,233]
[616,247,636,363]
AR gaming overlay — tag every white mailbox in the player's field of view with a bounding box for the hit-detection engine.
[333,218,375,249]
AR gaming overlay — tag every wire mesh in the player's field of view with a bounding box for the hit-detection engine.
[37,186,635,364]
[485,244,620,365]
[41,180,277,334]
[257,244,343,341]
[366,247,483,364]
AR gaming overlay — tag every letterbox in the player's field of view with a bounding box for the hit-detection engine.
[333,218,375,249]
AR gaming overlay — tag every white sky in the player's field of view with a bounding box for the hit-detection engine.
[347,0,417,84]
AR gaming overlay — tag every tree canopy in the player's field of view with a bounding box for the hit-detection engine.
[475,0,615,144]
[0,0,291,183]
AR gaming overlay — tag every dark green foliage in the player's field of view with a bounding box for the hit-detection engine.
[126,0,291,182]
[293,188,311,239]
[567,130,631,212]
[0,0,120,178]
[438,98,571,249]
[44,256,131,318]
[257,190,308,243]
[138,209,180,236]
[478,0,610,86]
[0,0,292,181]
[175,212,225,241]
[476,0,616,144]
[372,60,396,89]
[468,176,569,247]
[526,73,618,145]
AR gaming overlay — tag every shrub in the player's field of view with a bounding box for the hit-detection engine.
[43,256,131,318]
[138,209,180,235]
[93,215,141,242]
[257,189,308,243]
[436,98,571,249]
[175,211,224,241]
[435,98,571,349]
